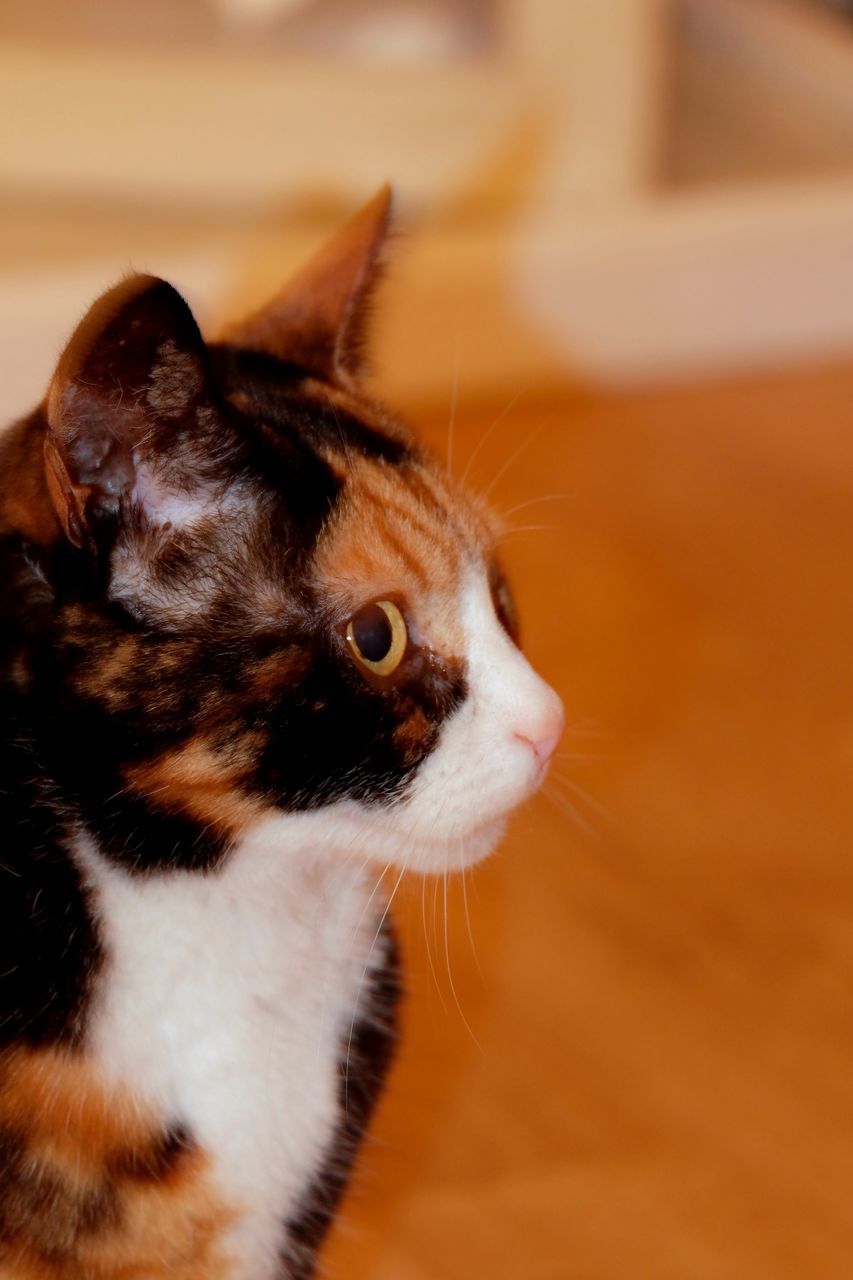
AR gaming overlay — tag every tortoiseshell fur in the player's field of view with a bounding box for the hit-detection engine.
[0,191,559,1279]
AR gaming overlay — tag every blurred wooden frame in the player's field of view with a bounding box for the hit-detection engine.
[0,0,670,210]
[2,0,853,397]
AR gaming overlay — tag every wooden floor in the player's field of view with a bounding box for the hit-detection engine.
[322,361,853,1279]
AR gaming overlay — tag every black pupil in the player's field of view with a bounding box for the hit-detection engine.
[353,604,393,662]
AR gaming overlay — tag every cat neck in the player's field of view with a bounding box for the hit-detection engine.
[71,814,395,1280]
[78,806,384,905]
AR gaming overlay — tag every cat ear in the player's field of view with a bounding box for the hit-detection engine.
[45,274,214,549]
[224,184,393,386]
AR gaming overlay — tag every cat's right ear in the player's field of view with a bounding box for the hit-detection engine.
[45,274,214,550]
[222,185,393,387]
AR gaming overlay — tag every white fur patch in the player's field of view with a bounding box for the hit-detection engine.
[109,473,284,627]
[129,457,225,531]
[75,824,387,1280]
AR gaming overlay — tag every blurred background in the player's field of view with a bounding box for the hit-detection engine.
[2,1,853,1275]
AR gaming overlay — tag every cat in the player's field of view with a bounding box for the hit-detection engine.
[0,185,563,1280]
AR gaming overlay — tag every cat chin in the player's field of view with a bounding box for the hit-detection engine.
[236,804,508,879]
[398,814,509,875]
[335,802,510,875]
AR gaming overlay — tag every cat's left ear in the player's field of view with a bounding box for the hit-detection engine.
[45,274,216,549]
[223,184,393,387]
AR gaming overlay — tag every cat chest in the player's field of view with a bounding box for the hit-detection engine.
[74,836,378,1280]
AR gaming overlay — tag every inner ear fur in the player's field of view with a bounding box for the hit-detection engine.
[223,184,393,387]
[45,274,213,549]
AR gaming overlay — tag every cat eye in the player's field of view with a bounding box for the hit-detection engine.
[346,600,408,678]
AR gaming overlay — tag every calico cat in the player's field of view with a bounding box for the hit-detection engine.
[0,186,563,1280]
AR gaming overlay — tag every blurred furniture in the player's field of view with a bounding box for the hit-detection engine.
[1,0,853,410]
[0,0,670,208]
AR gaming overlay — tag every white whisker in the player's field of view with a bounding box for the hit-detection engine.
[343,861,407,1113]
[550,771,618,831]
[421,870,447,1010]
[460,386,527,487]
[460,866,483,979]
[499,493,571,521]
[482,413,553,500]
[541,781,600,843]
[497,523,559,540]
[446,334,461,476]
[442,864,482,1052]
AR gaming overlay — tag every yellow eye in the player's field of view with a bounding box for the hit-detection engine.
[346,600,407,678]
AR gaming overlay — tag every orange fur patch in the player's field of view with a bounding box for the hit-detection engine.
[313,451,494,657]
[125,736,265,839]
[0,1048,236,1279]
[71,634,145,710]
[244,648,310,701]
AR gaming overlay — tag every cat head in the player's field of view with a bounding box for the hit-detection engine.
[38,187,563,874]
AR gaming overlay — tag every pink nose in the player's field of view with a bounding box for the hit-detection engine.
[516,705,564,769]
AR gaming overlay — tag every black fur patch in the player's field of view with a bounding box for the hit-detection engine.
[0,538,102,1046]
[251,642,467,812]
[108,1122,192,1182]
[210,344,413,467]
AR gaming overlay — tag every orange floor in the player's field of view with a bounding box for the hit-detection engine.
[322,360,853,1279]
